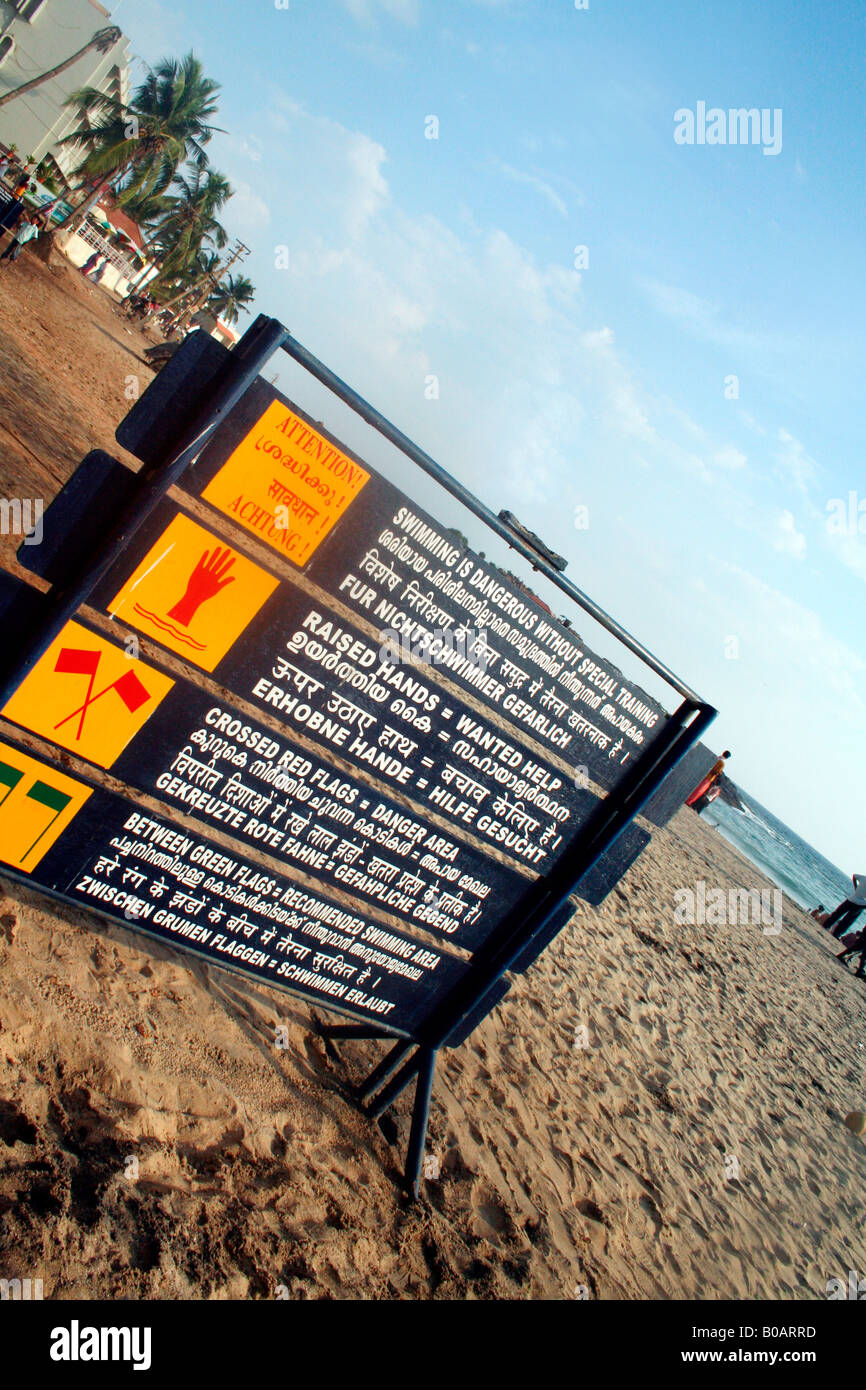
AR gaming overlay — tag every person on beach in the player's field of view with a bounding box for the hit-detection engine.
[686,750,731,807]
[836,929,866,980]
[0,213,39,266]
[823,874,866,939]
[0,194,23,234]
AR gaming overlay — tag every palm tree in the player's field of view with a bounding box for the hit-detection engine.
[146,160,231,289]
[0,27,122,111]
[155,248,223,325]
[53,52,222,237]
[207,273,255,326]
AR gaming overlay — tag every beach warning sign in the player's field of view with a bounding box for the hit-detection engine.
[107,513,278,672]
[201,400,370,566]
[0,740,91,872]
[1,621,174,768]
[0,322,714,1199]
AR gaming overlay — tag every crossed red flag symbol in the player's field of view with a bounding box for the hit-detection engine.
[53,648,151,741]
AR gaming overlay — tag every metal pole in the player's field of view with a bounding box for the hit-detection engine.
[316,1023,401,1041]
[0,315,288,706]
[404,1047,437,1199]
[355,1040,413,1103]
[277,332,703,703]
[365,1051,423,1120]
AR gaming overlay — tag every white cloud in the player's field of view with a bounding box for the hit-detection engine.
[713,445,748,470]
[639,276,792,358]
[738,409,767,437]
[265,98,389,249]
[773,427,818,499]
[225,183,271,235]
[825,511,866,584]
[345,132,390,237]
[238,137,263,165]
[772,509,806,560]
[341,0,419,23]
[124,0,191,61]
[717,562,866,708]
[495,161,569,218]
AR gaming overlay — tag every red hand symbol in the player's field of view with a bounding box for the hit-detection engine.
[167,547,236,627]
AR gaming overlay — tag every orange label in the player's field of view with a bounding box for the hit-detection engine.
[201,400,369,566]
[2,621,174,769]
[107,513,277,672]
[0,740,91,873]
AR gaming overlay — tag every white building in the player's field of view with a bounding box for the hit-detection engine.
[0,0,129,181]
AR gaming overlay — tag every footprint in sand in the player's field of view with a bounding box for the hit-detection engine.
[469,1185,513,1247]
[576,1198,608,1254]
[577,1197,605,1222]
[639,1193,664,1236]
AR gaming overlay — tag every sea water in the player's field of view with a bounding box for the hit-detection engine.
[702,791,851,915]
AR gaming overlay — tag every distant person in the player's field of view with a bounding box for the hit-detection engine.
[0,153,10,184]
[0,194,23,234]
[837,928,866,980]
[690,784,721,815]
[0,213,39,266]
[11,176,29,200]
[809,905,826,921]
[686,750,731,808]
[79,251,103,276]
[823,873,866,939]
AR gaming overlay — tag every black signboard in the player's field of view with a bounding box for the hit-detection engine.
[184,377,671,795]
[111,685,527,952]
[0,736,465,1036]
[1,318,716,1195]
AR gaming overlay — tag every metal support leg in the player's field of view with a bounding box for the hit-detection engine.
[316,1023,397,1041]
[404,1047,437,1199]
[355,1039,412,1103]
[365,1051,422,1120]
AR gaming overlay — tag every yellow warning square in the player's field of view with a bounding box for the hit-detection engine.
[107,513,278,672]
[202,400,369,566]
[2,620,174,770]
[0,739,92,874]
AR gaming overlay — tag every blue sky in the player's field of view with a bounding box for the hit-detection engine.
[116,0,866,875]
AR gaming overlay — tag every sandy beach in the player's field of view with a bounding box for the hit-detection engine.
[1,797,864,1299]
[0,249,864,1301]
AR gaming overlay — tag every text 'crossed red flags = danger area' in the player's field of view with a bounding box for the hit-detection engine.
[107,513,278,672]
[201,400,370,567]
[0,740,91,873]
[1,621,174,770]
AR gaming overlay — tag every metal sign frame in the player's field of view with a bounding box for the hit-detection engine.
[0,314,717,1197]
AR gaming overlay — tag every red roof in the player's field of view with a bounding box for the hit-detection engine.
[96,199,145,250]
